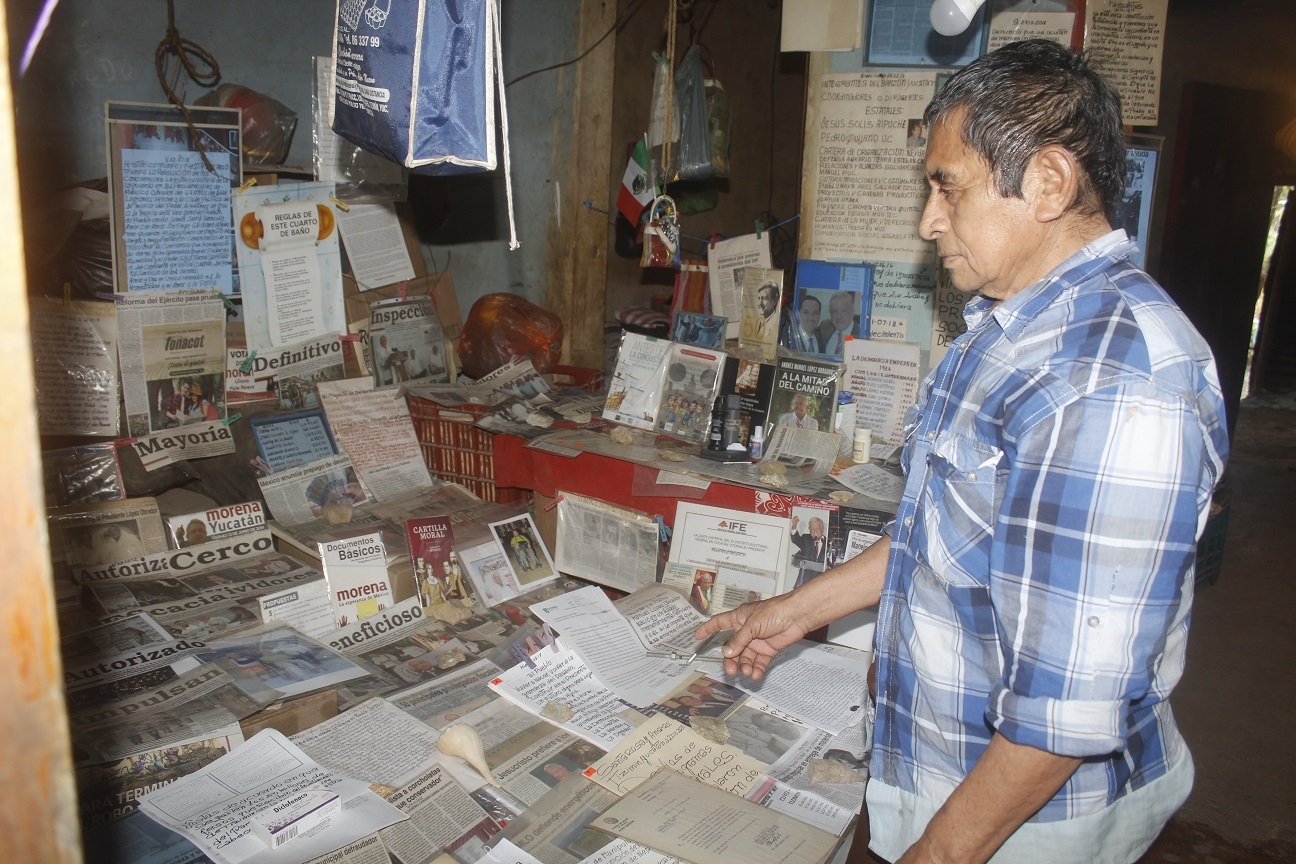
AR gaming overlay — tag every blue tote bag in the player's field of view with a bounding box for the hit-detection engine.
[331,0,518,245]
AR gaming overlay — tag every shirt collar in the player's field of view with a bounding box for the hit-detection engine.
[964,230,1134,341]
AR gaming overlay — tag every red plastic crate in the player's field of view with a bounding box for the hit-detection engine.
[408,365,603,503]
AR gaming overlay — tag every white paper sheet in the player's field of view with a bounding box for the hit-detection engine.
[291,697,443,788]
[530,586,693,708]
[336,201,416,289]
[728,642,870,735]
[833,463,905,504]
[137,729,407,864]
[488,646,636,750]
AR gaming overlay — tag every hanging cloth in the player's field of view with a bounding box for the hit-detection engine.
[330,0,519,248]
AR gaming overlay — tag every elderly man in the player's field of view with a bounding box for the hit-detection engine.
[699,40,1226,864]
[776,392,819,430]
[819,291,858,356]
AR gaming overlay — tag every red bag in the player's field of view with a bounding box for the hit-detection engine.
[457,293,563,379]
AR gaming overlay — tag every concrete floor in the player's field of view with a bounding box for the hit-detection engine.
[1159,395,1296,857]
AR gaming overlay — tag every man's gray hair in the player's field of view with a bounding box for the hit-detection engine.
[923,39,1126,223]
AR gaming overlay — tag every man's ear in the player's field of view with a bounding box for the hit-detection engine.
[1026,145,1080,223]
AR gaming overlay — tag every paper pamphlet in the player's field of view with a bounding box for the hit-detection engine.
[319,531,395,628]
[336,201,417,289]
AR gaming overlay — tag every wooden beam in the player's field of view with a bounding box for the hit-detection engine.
[0,0,82,860]
[546,0,617,371]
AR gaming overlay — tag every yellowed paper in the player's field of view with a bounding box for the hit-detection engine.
[586,715,769,797]
[1085,0,1168,125]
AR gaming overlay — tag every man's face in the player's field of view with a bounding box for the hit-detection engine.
[758,285,778,318]
[799,297,821,333]
[180,382,192,397]
[808,518,824,539]
[919,111,1043,300]
[829,294,853,332]
[793,395,808,418]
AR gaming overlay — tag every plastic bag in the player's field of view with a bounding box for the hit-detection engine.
[674,45,714,181]
[195,84,297,165]
[705,78,731,179]
[458,294,563,379]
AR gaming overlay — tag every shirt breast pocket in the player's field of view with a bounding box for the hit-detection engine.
[912,431,1002,589]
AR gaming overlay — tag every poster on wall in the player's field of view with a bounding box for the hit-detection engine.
[105,102,242,295]
[803,71,940,264]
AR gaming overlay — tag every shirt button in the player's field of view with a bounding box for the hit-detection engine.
[904,517,913,527]
[967,472,977,481]
[1088,616,1100,627]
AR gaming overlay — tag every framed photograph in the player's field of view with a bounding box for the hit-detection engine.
[1120,134,1164,270]
[793,260,874,360]
[866,0,987,67]
[105,102,242,294]
[489,513,557,589]
[671,311,727,348]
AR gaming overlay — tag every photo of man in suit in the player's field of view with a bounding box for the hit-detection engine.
[818,291,858,357]
[791,514,828,565]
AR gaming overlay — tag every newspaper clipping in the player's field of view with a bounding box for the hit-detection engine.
[29,297,121,437]
[318,379,436,500]
[259,454,368,526]
[368,296,448,388]
[117,288,227,436]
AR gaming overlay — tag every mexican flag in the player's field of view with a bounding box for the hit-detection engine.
[616,135,654,225]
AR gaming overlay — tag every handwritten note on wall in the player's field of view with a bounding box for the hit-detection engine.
[806,72,939,264]
[1085,0,1168,126]
[120,150,234,293]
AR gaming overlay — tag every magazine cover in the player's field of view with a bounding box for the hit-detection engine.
[142,318,226,434]
[368,296,448,387]
[717,355,777,451]
[653,343,726,444]
[406,516,456,608]
[318,531,394,628]
[737,267,783,361]
[768,356,840,434]
[602,332,670,430]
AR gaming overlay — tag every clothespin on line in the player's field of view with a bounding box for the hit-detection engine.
[328,194,350,212]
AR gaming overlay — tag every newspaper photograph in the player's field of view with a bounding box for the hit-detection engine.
[318,379,436,500]
[196,624,369,700]
[29,296,121,437]
[554,492,659,595]
[489,513,557,590]
[165,501,265,548]
[380,765,501,864]
[136,729,407,864]
[116,288,227,436]
[496,775,621,864]
[369,296,448,387]
[48,497,168,572]
[259,454,368,526]
[265,332,348,410]
[766,718,869,813]
[386,657,505,729]
[76,728,243,828]
[60,612,173,660]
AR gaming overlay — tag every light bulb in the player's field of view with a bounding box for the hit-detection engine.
[929,0,986,36]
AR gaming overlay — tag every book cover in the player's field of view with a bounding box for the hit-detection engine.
[653,343,726,444]
[717,355,777,450]
[405,516,456,607]
[603,332,671,430]
[768,356,840,434]
[318,531,394,628]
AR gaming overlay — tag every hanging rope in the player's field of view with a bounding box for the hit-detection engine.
[154,0,221,172]
[659,0,679,186]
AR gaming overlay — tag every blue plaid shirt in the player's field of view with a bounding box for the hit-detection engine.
[871,231,1228,822]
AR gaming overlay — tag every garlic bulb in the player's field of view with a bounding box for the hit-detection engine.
[436,724,494,783]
